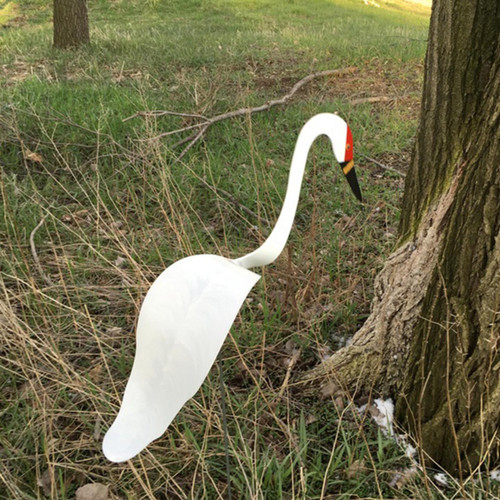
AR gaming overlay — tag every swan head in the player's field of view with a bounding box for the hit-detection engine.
[337,122,362,202]
[305,113,362,202]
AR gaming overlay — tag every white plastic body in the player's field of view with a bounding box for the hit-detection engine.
[103,113,350,462]
[103,255,259,462]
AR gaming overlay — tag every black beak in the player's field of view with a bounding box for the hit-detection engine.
[339,160,362,202]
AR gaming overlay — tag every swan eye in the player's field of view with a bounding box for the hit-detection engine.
[346,144,351,150]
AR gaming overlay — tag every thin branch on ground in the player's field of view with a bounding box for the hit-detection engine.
[198,174,271,227]
[125,67,357,159]
[129,67,357,225]
[350,96,392,105]
[123,110,209,122]
[361,154,407,177]
[176,123,209,161]
[278,348,301,398]
[30,215,55,287]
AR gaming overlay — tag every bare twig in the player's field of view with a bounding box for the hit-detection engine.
[153,121,210,140]
[195,67,357,127]
[361,154,406,177]
[278,348,301,398]
[170,131,200,150]
[123,110,209,122]
[194,172,271,227]
[212,185,271,227]
[128,67,357,154]
[177,123,209,161]
[30,216,55,287]
[350,96,392,106]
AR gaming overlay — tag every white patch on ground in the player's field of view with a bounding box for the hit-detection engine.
[357,403,367,414]
[358,398,418,460]
[359,398,496,489]
[433,473,449,487]
[373,398,395,435]
[401,439,417,459]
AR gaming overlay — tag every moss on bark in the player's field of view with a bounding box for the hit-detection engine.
[395,0,500,474]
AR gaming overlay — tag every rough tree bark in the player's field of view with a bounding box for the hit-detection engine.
[53,0,89,49]
[305,0,500,474]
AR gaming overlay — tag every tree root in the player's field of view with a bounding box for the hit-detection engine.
[301,168,464,396]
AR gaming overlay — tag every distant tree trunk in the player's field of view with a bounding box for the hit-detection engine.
[304,0,499,475]
[53,0,89,49]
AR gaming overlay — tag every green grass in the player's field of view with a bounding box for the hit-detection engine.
[2,0,498,499]
[0,1,18,25]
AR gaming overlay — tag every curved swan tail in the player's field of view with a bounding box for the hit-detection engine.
[102,255,260,462]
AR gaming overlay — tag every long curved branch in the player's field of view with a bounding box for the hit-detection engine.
[124,67,357,160]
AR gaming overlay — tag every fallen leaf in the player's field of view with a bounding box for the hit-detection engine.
[24,150,43,163]
[305,413,317,425]
[389,467,418,489]
[114,256,126,268]
[346,458,366,479]
[75,483,109,500]
[284,339,297,355]
[433,473,449,487]
[106,326,123,336]
[335,215,356,231]
[334,396,345,411]
[320,380,338,399]
[37,469,52,496]
[88,363,103,383]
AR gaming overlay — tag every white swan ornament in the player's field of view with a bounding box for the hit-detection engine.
[103,113,362,462]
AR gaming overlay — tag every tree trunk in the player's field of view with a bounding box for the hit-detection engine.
[305,0,500,475]
[53,0,89,49]
[395,0,500,475]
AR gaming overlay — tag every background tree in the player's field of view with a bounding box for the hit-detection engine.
[307,0,500,475]
[53,0,89,49]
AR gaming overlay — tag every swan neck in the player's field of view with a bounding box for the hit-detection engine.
[234,113,346,269]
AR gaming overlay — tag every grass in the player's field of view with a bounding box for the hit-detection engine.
[1,0,498,499]
[0,2,18,25]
